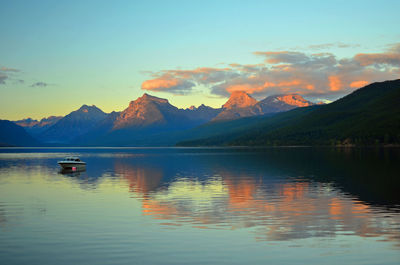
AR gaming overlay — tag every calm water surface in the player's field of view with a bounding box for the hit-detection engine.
[0,147,399,265]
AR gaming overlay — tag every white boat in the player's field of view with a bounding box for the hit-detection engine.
[57,157,86,170]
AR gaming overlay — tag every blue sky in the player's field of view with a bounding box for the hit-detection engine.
[1,0,399,120]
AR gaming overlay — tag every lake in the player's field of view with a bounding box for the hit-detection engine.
[0,147,399,265]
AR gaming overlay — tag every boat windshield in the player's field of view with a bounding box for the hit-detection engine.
[65,157,79,161]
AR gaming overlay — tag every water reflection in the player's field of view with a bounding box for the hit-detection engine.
[59,168,86,176]
[109,148,400,244]
[115,162,163,195]
[124,174,400,244]
[1,147,399,246]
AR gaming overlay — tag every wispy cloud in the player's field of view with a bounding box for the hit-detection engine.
[389,43,400,53]
[253,51,310,64]
[0,72,7,84]
[0,67,20,72]
[141,43,400,98]
[0,65,21,85]
[307,42,361,50]
[30,82,49,87]
[0,65,52,88]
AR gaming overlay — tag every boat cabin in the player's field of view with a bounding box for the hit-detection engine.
[64,157,81,162]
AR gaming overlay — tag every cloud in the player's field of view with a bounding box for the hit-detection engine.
[0,66,53,88]
[354,53,400,66]
[337,43,361,49]
[328,76,342,91]
[350,80,368,88]
[141,67,239,94]
[307,42,360,50]
[0,67,20,72]
[307,43,336,50]
[142,76,195,94]
[254,51,309,64]
[30,82,49,87]
[0,73,7,84]
[141,43,400,98]
[0,65,22,85]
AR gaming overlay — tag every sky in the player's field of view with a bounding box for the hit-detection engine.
[0,0,399,120]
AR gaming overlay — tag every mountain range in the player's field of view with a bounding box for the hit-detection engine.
[6,91,313,146]
[178,79,400,146]
[14,116,62,137]
[213,91,314,121]
[0,120,39,147]
[2,79,399,147]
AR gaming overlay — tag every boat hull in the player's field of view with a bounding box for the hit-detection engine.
[57,162,86,170]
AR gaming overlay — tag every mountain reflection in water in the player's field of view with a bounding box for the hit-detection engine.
[115,166,398,244]
[1,147,399,249]
[102,148,399,245]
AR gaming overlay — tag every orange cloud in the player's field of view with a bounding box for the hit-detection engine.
[350,80,369,88]
[141,67,238,94]
[226,84,263,94]
[263,80,315,92]
[142,78,181,90]
[142,43,400,97]
[141,76,195,94]
[226,79,316,94]
[329,75,342,91]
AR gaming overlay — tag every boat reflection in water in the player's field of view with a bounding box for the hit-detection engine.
[59,167,87,177]
[0,147,399,264]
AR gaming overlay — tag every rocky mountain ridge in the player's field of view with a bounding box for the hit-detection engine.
[213,91,314,121]
[12,92,317,145]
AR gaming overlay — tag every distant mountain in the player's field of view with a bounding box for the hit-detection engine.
[112,93,188,130]
[71,111,121,145]
[41,105,108,143]
[257,94,314,113]
[14,116,63,137]
[213,91,260,121]
[183,104,222,123]
[177,79,400,146]
[5,92,318,146]
[14,117,39,127]
[9,79,398,147]
[223,91,258,109]
[0,120,39,146]
[73,94,221,146]
[212,91,314,121]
